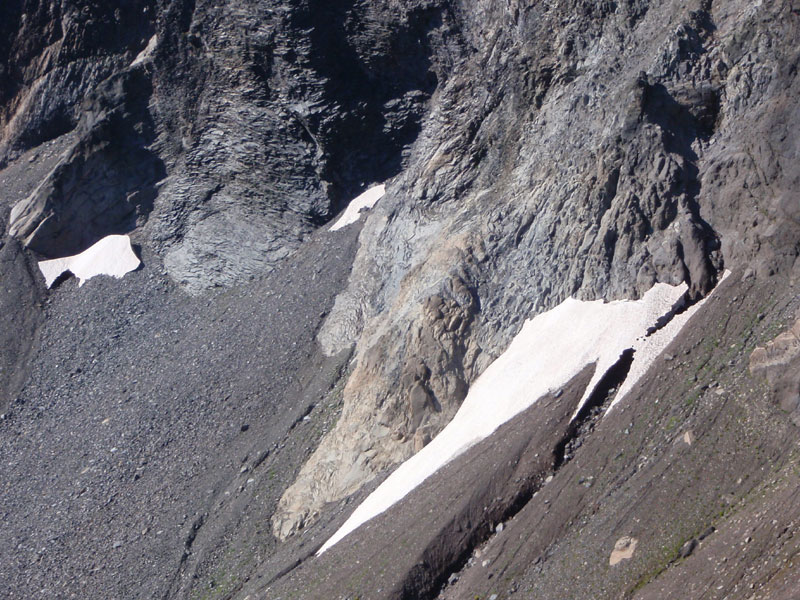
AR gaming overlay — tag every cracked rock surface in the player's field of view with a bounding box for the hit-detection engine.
[3,0,459,290]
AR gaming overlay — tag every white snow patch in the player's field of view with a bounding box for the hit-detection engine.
[330,184,386,231]
[607,270,729,412]
[38,235,141,288]
[318,278,723,554]
[131,35,158,67]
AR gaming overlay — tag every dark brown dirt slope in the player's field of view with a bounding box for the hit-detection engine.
[259,366,596,600]
[437,273,800,600]
[256,271,800,600]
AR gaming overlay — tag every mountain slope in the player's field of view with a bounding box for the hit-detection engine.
[1,1,799,599]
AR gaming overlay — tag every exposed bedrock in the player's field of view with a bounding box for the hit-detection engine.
[2,0,162,257]
[150,0,462,292]
[274,0,800,539]
[0,0,157,165]
[9,68,165,257]
[3,0,459,289]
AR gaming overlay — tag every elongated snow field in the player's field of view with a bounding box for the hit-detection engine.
[319,278,725,553]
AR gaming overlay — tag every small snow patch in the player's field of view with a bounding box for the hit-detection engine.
[38,235,141,288]
[330,184,386,231]
[131,35,158,67]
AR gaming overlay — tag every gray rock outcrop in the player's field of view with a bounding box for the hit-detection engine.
[4,0,460,292]
[273,0,800,538]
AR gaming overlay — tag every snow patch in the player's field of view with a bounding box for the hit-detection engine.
[330,185,386,231]
[131,35,158,67]
[607,271,729,412]
[38,235,141,288]
[319,279,722,554]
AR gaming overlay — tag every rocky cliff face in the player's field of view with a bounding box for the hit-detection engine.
[1,1,799,599]
[3,0,460,290]
[273,0,800,539]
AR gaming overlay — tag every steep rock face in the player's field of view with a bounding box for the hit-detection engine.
[1,0,162,257]
[147,0,462,291]
[273,0,800,539]
[0,0,157,163]
[3,0,461,291]
[8,68,165,256]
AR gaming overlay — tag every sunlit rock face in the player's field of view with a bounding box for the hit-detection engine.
[272,0,800,546]
[316,275,726,553]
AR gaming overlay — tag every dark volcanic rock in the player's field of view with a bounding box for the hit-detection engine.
[0,0,157,163]
[9,68,165,257]
[4,0,462,291]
